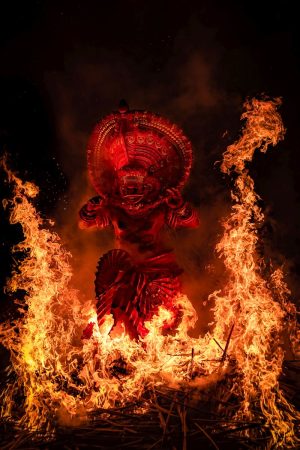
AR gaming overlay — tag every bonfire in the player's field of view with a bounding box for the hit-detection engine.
[0,97,299,449]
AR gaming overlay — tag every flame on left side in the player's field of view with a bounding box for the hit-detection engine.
[0,157,88,430]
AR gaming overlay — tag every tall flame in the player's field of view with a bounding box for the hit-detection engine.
[0,97,299,447]
[210,97,299,445]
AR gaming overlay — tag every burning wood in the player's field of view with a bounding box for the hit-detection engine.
[0,97,299,448]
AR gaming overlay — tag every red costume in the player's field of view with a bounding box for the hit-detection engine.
[80,101,199,339]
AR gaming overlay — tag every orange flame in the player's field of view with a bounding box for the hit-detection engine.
[0,97,299,447]
[211,97,299,445]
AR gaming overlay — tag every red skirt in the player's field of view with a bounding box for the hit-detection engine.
[95,249,183,338]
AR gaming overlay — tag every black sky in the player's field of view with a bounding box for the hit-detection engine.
[1,1,300,308]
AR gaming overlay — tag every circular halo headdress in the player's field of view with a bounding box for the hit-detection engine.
[87,101,193,196]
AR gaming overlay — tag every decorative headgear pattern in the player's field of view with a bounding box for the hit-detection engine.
[87,102,193,196]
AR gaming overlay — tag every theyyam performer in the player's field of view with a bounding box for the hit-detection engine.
[79,101,199,339]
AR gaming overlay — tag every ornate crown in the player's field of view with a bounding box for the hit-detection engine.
[87,100,193,196]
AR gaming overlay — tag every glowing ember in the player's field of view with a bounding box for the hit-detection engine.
[0,97,299,447]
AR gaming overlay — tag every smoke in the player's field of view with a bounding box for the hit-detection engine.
[41,19,298,333]
[42,41,233,331]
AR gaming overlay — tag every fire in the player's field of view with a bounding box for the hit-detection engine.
[0,97,299,447]
[210,97,299,445]
[0,159,222,431]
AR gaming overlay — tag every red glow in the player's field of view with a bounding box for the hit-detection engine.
[80,102,199,338]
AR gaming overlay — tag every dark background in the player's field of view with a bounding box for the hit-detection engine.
[1,1,300,319]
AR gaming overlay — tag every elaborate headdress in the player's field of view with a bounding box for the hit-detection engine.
[87,101,193,196]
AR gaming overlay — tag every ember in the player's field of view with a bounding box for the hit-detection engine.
[0,97,299,448]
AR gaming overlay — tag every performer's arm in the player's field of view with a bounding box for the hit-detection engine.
[165,188,199,229]
[78,196,111,230]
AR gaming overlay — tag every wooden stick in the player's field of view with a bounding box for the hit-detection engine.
[221,323,235,363]
[194,423,220,450]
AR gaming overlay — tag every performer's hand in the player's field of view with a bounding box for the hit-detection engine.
[165,188,184,209]
[86,195,107,211]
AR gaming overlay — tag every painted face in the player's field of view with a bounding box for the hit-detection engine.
[116,167,161,205]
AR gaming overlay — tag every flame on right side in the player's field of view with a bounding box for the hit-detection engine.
[210,97,299,446]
